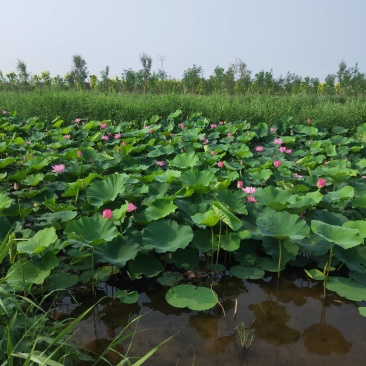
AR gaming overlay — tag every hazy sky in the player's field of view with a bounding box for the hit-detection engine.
[1,0,365,81]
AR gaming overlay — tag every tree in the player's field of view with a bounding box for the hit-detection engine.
[69,54,88,89]
[140,53,152,94]
[16,59,30,89]
[182,65,203,94]
[99,65,110,92]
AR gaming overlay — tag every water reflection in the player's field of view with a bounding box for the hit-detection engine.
[58,273,366,365]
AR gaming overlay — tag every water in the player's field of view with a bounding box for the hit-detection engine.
[57,273,366,366]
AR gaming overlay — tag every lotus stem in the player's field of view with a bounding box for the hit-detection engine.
[278,239,282,278]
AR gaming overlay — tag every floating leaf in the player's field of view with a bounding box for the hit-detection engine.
[115,290,139,304]
[326,277,366,301]
[165,284,218,311]
[230,265,264,279]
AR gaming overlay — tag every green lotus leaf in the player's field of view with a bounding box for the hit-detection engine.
[220,231,250,252]
[62,173,102,197]
[169,152,199,169]
[24,156,51,170]
[287,191,323,213]
[212,201,242,231]
[326,277,366,301]
[0,157,16,168]
[323,186,354,203]
[348,271,366,285]
[94,237,140,267]
[294,125,319,136]
[343,220,366,238]
[216,190,248,215]
[191,210,220,228]
[128,253,164,279]
[311,220,363,249]
[47,272,79,291]
[115,290,139,304]
[6,252,59,291]
[262,237,299,263]
[21,173,45,186]
[181,168,216,192]
[157,272,184,287]
[86,174,126,208]
[247,169,272,183]
[142,219,193,253]
[313,210,348,226]
[165,284,218,311]
[304,268,325,281]
[332,245,366,272]
[256,210,310,240]
[17,227,58,255]
[172,248,200,270]
[64,216,119,245]
[147,145,175,158]
[257,257,285,272]
[144,197,178,222]
[255,186,294,211]
[191,229,212,251]
[153,169,182,183]
[359,307,366,317]
[230,265,265,279]
[325,144,337,156]
[0,193,13,212]
[296,233,330,256]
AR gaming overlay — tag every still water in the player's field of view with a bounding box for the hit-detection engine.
[58,273,366,366]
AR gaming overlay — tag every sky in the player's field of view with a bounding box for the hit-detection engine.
[1,0,365,81]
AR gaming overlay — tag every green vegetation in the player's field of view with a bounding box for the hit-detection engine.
[1,108,366,361]
[1,91,366,131]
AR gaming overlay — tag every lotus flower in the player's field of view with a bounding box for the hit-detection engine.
[317,178,327,188]
[273,138,283,145]
[237,181,243,189]
[247,196,256,202]
[103,209,113,219]
[101,135,109,141]
[255,146,264,152]
[242,186,256,194]
[127,203,137,212]
[100,123,107,129]
[51,164,65,173]
[156,161,165,167]
[273,160,281,168]
[218,161,224,168]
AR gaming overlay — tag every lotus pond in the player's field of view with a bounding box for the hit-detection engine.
[1,110,366,363]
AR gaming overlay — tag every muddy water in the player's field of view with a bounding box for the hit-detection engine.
[59,274,366,366]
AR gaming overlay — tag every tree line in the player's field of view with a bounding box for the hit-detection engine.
[1,54,365,97]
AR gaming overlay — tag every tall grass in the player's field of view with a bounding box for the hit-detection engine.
[1,91,366,130]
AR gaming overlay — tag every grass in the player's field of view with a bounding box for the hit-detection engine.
[1,91,366,130]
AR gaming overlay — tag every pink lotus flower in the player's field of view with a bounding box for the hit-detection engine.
[13,182,19,190]
[204,139,209,144]
[362,176,366,179]
[285,149,292,154]
[273,160,281,168]
[199,137,205,141]
[121,141,126,146]
[77,150,83,157]
[100,123,108,129]
[103,209,113,219]
[237,181,243,189]
[293,173,303,179]
[51,164,65,173]
[242,186,256,194]
[3,110,8,115]
[149,129,153,133]
[307,118,312,123]
[210,151,215,155]
[219,121,224,125]
[114,133,122,139]
[273,138,283,145]
[247,196,256,202]
[317,178,327,188]
[156,161,165,167]
[255,146,264,152]
[218,161,224,168]
[64,134,70,140]
[127,203,137,212]
[227,132,233,138]
[178,123,185,129]
[101,135,109,141]
[74,118,81,123]
[279,146,287,152]
[210,124,217,129]
[270,126,276,133]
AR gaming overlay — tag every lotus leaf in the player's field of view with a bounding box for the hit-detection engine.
[212,201,242,231]
[311,220,363,249]
[326,277,366,301]
[172,248,200,270]
[17,227,58,255]
[86,174,126,207]
[230,265,264,279]
[165,284,218,311]
[128,253,164,279]
[144,197,178,222]
[142,219,193,253]
[157,272,184,287]
[256,209,310,240]
[115,290,139,304]
[0,193,13,212]
[170,152,199,169]
[64,216,119,245]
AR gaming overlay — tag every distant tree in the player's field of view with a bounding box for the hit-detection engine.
[16,59,30,89]
[182,64,203,94]
[140,53,152,94]
[6,72,17,91]
[99,65,110,92]
[69,54,88,89]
